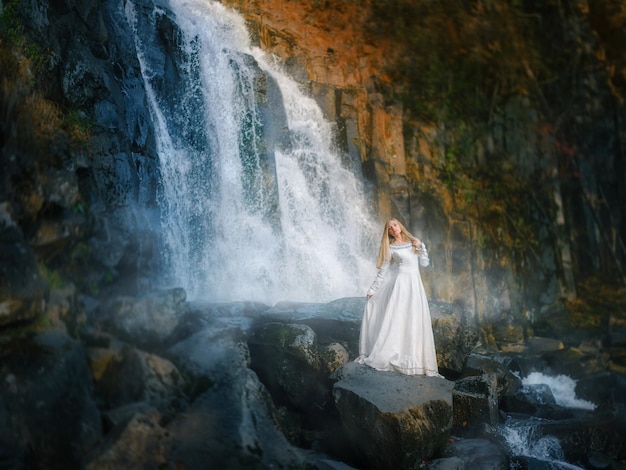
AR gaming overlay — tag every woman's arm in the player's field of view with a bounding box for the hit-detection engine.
[366,260,390,298]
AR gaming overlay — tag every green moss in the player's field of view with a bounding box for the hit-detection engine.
[0,0,24,43]
[39,263,65,289]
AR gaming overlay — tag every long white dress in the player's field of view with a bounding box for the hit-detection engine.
[356,242,442,377]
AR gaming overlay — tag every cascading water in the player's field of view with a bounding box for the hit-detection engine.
[501,372,596,469]
[125,0,378,303]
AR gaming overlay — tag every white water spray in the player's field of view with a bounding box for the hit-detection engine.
[502,372,595,469]
[522,372,596,410]
[126,0,377,303]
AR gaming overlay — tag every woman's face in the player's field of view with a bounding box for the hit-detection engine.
[387,220,402,239]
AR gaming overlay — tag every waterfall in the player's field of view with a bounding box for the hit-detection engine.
[125,0,378,303]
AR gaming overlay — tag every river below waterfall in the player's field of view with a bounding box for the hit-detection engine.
[498,372,597,469]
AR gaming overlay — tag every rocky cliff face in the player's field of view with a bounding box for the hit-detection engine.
[223,0,626,330]
[1,0,624,335]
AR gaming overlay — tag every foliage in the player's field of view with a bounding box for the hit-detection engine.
[4,314,55,338]
[0,0,23,43]
[1,1,91,161]
[1,3,94,294]
[566,279,626,327]
[367,0,546,124]
[534,278,626,342]
[39,263,65,289]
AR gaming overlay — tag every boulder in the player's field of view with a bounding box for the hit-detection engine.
[261,297,365,355]
[88,344,187,419]
[103,288,187,348]
[166,327,307,469]
[423,456,465,469]
[542,346,610,379]
[430,301,480,374]
[0,241,48,327]
[462,353,522,397]
[500,383,556,415]
[0,330,102,468]
[452,373,499,433]
[248,322,326,411]
[84,408,172,469]
[322,342,350,373]
[332,361,454,470]
[442,438,508,469]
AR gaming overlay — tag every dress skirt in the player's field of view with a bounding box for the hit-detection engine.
[356,246,441,377]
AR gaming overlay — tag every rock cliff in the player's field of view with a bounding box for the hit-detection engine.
[1,0,624,333]
[223,0,626,330]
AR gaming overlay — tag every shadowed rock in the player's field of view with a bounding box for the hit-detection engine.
[332,361,454,470]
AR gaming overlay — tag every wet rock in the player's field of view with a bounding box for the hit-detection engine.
[501,383,556,415]
[101,401,160,431]
[248,322,326,411]
[262,297,364,355]
[104,288,187,348]
[462,353,523,397]
[322,342,350,373]
[84,408,172,469]
[575,371,619,405]
[542,347,610,378]
[32,210,86,262]
[0,330,101,468]
[0,202,23,243]
[166,327,307,469]
[89,344,187,419]
[430,301,480,374]
[608,314,626,348]
[332,361,454,470]
[0,242,48,327]
[424,456,465,469]
[453,373,499,433]
[45,283,85,334]
[443,438,508,469]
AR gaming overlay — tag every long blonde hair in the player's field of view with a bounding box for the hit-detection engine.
[376,218,418,268]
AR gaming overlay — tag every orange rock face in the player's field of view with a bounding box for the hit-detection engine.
[223,0,408,223]
[223,0,395,89]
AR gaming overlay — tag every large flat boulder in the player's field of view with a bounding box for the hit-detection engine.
[332,361,454,470]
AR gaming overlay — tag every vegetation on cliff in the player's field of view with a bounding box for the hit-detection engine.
[367,0,625,288]
[1,0,92,294]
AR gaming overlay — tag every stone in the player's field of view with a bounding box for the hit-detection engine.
[0,242,48,327]
[0,330,102,468]
[430,301,480,374]
[501,383,556,415]
[248,321,327,412]
[84,409,172,469]
[322,342,350,373]
[443,438,508,469]
[332,361,454,470]
[424,456,465,469]
[90,344,187,418]
[463,353,523,397]
[104,288,187,347]
[452,373,499,432]
[166,327,307,469]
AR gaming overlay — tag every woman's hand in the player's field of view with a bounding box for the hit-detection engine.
[412,239,423,250]
[366,294,372,300]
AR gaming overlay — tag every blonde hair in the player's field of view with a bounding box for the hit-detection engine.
[376,218,418,268]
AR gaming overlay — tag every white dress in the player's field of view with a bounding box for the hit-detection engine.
[356,242,441,377]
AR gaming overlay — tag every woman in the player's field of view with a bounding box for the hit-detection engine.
[356,218,442,377]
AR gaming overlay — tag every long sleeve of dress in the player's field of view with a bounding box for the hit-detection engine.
[366,260,390,296]
[418,243,430,267]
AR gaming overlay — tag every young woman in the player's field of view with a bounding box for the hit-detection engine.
[356,218,442,377]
